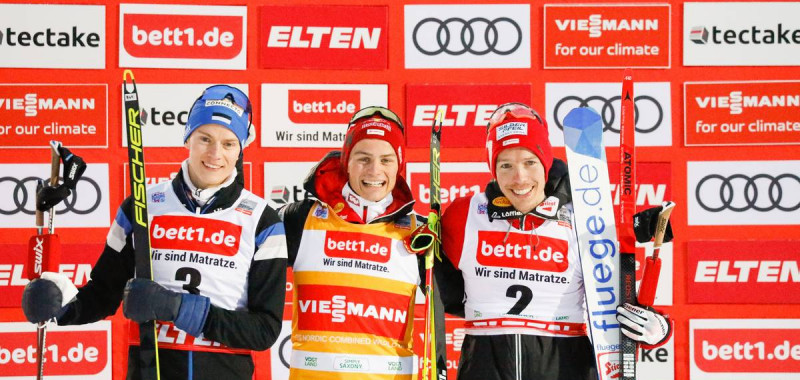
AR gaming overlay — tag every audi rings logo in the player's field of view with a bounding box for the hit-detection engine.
[553,95,663,133]
[0,176,102,215]
[412,17,522,56]
[695,174,800,212]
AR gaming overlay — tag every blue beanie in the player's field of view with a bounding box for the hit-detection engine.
[184,85,251,147]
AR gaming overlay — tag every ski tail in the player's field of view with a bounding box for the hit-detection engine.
[422,110,447,380]
[123,70,161,380]
[619,68,638,380]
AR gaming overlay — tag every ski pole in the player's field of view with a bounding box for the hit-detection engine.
[638,201,676,307]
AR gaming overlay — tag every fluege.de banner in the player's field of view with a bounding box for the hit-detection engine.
[0,84,107,149]
[544,4,670,69]
[684,81,800,146]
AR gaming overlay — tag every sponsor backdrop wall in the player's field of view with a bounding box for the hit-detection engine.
[1,0,799,379]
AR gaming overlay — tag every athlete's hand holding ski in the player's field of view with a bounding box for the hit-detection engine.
[123,278,211,337]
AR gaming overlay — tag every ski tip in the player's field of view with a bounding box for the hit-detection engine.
[562,107,604,159]
[624,67,633,79]
[123,69,135,81]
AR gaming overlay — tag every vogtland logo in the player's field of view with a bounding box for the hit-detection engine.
[689,24,800,45]
[0,27,100,48]
[555,15,659,38]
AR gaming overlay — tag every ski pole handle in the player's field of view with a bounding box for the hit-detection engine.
[638,201,675,307]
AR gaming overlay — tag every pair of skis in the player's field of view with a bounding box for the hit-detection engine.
[421,111,448,380]
[123,70,161,380]
[563,70,674,380]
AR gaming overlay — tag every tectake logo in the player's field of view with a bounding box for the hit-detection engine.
[688,241,800,304]
[404,4,530,69]
[0,84,108,148]
[262,84,387,148]
[405,162,492,215]
[690,319,800,379]
[260,5,387,69]
[688,161,800,225]
[0,164,109,228]
[684,81,800,146]
[546,82,672,147]
[405,84,532,148]
[0,4,105,69]
[119,4,246,70]
[684,2,800,66]
[264,162,317,209]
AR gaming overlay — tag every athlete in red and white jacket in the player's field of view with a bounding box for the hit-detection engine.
[435,103,673,380]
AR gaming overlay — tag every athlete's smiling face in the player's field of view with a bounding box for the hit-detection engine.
[184,124,241,189]
[495,147,546,214]
[347,139,398,202]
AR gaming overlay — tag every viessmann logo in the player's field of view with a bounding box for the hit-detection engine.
[694,91,800,115]
[296,284,410,340]
[119,4,246,69]
[555,15,659,37]
[0,92,97,117]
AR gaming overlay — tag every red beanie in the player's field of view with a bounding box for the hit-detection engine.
[486,105,553,180]
[341,116,406,175]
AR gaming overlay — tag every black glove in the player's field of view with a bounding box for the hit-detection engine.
[36,184,71,211]
[123,278,211,337]
[21,272,78,323]
[35,146,86,211]
[633,205,674,243]
[544,158,570,201]
[58,145,87,190]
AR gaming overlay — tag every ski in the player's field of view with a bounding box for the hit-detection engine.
[123,70,161,380]
[562,106,621,380]
[28,141,62,380]
[619,68,637,380]
[422,110,447,380]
